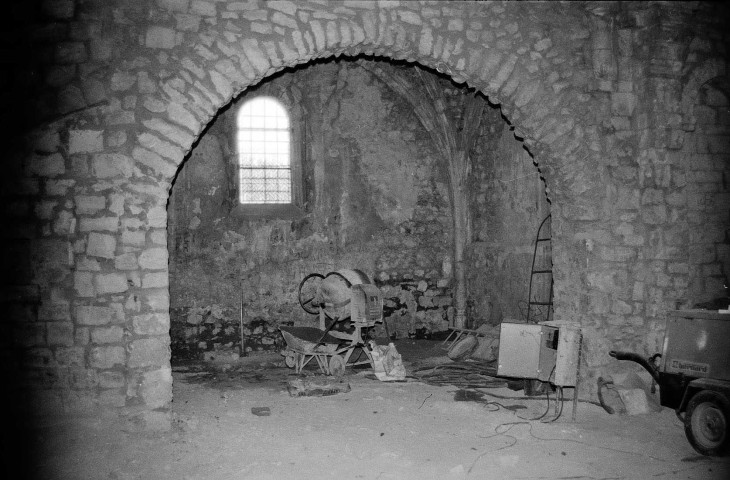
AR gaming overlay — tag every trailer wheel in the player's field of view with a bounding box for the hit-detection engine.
[684,390,730,456]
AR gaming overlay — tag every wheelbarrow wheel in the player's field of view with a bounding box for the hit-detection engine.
[329,354,346,379]
[284,351,297,369]
[684,390,730,456]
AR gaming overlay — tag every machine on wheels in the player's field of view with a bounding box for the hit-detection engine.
[610,309,730,456]
[279,269,383,378]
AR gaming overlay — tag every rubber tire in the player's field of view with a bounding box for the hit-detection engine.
[684,390,730,457]
[328,354,346,379]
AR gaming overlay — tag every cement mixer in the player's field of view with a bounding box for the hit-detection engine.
[298,269,378,327]
[279,269,385,377]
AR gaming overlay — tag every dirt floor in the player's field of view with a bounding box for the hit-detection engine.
[22,339,730,479]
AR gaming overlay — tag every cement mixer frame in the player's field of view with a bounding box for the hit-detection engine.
[280,269,383,377]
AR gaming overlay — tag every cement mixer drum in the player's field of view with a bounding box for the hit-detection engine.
[298,269,379,322]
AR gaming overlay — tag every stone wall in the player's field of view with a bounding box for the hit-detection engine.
[469,122,552,325]
[3,0,729,428]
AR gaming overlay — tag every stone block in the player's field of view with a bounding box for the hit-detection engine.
[139,248,168,270]
[86,232,117,259]
[128,337,170,368]
[47,322,74,346]
[76,305,115,326]
[99,371,126,388]
[158,0,190,12]
[74,271,95,297]
[641,188,665,206]
[122,230,146,247]
[91,153,135,179]
[143,118,194,147]
[191,0,216,16]
[45,179,75,196]
[611,92,637,117]
[38,303,70,322]
[32,130,61,153]
[133,313,170,335]
[91,326,124,344]
[115,253,139,270]
[28,153,65,177]
[75,195,106,215]
[53,210,77,235]
[55,42,88,64]
[79,216,119,232]
[110,71,137,91]
[610,299,633,315]
[69,130,104,154]
[176,13,201,32]
[75,327,90,345]
[268,0,297,15]
[132,147,177,178]
[58,85,86,114]
[36,198,62,222]
[272,11,299,29]
[55,347,84,366]
[89,38,112,62]
[641,205,667,225]
[708,135,729,154]
[147,206,167,228]
[150,229,166,245]
[95,273,129,295]
[140,368,173,409]
[89,346,126,369]
[145,26,177,49]
[98,389,127,407]
[142,272,169,289]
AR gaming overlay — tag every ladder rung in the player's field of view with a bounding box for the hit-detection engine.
[536,237,551,242]
[531,270,552,274]
[529,302,553,306]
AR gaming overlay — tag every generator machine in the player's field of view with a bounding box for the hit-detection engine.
[611,309,730,456]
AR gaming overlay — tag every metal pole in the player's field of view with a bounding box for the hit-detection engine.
[239,284,246,357]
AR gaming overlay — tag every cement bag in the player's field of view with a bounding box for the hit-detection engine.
[369,341,406,381]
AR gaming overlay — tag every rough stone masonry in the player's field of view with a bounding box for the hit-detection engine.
[1,0,728,431]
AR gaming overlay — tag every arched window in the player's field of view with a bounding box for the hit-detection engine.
[237,97,291,204]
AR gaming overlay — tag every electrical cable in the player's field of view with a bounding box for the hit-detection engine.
[517,389,551,421]
[543,386,564,423]
[468,420,672,475]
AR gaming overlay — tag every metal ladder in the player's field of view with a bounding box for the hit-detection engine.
[526,214,553,323]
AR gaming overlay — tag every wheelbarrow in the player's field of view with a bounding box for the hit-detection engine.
[279,270,384,378]
[609,309,730,456]
[279,326,353,378]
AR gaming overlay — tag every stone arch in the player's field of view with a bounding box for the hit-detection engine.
[135,2,597,202]
[20,1,618,424]
[680,58,728,130]
[134,3,609,337]
[132,3,601,405]
[676,60,730,303]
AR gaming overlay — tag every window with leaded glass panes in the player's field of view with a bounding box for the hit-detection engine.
[237,97,292,204]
